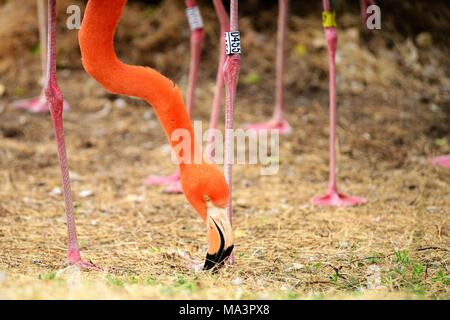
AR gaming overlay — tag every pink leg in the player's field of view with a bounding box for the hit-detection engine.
[245,0,291,135]
[223,0,241,265]
[311,1,366,207]
[360,0,375,29]
[144,0,204,193]
[45,0,98,270]
[13,0,69,113]
[205,0,230,162]
[144,168,182,193]
[429,155,450,169]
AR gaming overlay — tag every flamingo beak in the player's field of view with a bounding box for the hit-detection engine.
[203,206,234,270]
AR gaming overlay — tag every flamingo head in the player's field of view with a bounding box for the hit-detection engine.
[181,164,234,270]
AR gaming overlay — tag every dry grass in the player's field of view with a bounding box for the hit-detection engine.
[0,1,449,299]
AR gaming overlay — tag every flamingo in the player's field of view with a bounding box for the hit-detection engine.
[239,0,377,136]
[310,0,367,207]
[13,0,69,113]
[41,0,236,270]
[146,0,371,207]
[242,0,292,135]
[144,0,205,194]
[144,0,238,195]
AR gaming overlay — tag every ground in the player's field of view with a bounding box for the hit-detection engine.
[0,0,449,299]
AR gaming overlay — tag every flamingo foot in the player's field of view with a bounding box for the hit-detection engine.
[227,253,235,265]
[68,249,100,271]
[144,171,180,186]
[245,118,292,135]
[311,190,367,207]
[13,93,69,113]
[177,251,204,272]
[144,171,183,194]
[429,155,450,169]
[164,180,183,194]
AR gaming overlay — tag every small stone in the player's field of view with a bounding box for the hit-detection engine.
[141,141,154,149]
[61,69,71,78]
[69,171,82,181]
[285,263,304,272]
[253,248,264,258]
[371,216,381,223]
[18,116,27,125]
[429,104,440,113]
[426,206,440,214]
[143,111,154,121]
[49,187,62,196]
[350,81,364,94]
[22,197,33,204]
[231,277,243,286]
[79,190,94,198]
[0,272,6,284]
[236,199,249,208]
[114,98,127,109]
[160,144,172,155]
[339,241,350,249]
[416,32,433,49]
[126,194,144,203]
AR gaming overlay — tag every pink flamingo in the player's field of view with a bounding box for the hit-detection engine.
[40,0,238,270]
[311,0,367,207]
[144,0,205,194]
[42,0,96,268]
[13,0,69,113]
[242,0,376,135]
[144,0,235,193]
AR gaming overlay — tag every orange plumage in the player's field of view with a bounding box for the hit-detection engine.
[79,0,228,221]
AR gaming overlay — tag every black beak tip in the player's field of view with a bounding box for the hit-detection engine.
[203,245,234,271]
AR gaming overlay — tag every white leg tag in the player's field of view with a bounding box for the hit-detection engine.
[186,6,204,31]
[225,31,241,55]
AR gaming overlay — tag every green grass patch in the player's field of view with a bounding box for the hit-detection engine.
[106,275,125,288]
[38,271,56,281]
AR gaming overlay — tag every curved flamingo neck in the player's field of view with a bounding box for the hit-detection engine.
[79,0,200,169]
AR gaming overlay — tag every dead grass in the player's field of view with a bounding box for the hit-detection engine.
[0,1,449,299]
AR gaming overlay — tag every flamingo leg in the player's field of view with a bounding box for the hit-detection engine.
[244,0,291,135]
[144,0,204,194]
[205,0,230,162]
[360,0,375,29]
[223,0,241,264]
[311,0,367,207]
[13,0,69,114]
[429,155,450,169]
[45,0,98,270]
